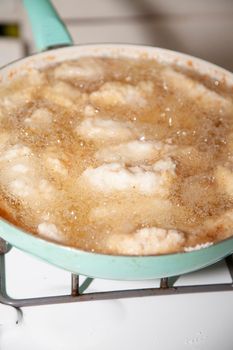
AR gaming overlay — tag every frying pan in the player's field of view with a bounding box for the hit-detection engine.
[0,0,233,280]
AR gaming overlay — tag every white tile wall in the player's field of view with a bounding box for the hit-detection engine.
[0,38,23,67]
[52,0,233,18]
[20,0,233,72]
[67,17,233,71]
[0,0,20,22]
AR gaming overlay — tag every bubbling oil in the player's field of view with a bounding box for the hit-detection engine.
[0,56,233,255]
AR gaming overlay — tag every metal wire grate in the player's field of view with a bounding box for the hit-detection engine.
[0,239,233,308]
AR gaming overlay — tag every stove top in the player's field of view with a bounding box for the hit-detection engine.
[1,247,233,350]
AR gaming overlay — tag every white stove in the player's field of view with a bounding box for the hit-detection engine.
[1,247,233,350]
[1,2,233,349]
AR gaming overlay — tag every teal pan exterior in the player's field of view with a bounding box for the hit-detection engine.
[0,218,233,280]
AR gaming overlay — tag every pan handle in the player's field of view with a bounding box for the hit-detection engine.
[23,0,73,51]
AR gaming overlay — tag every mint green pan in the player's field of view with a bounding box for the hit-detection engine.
[0,0,233,280]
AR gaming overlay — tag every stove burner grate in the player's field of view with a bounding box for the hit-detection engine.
[0,239,233,308]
